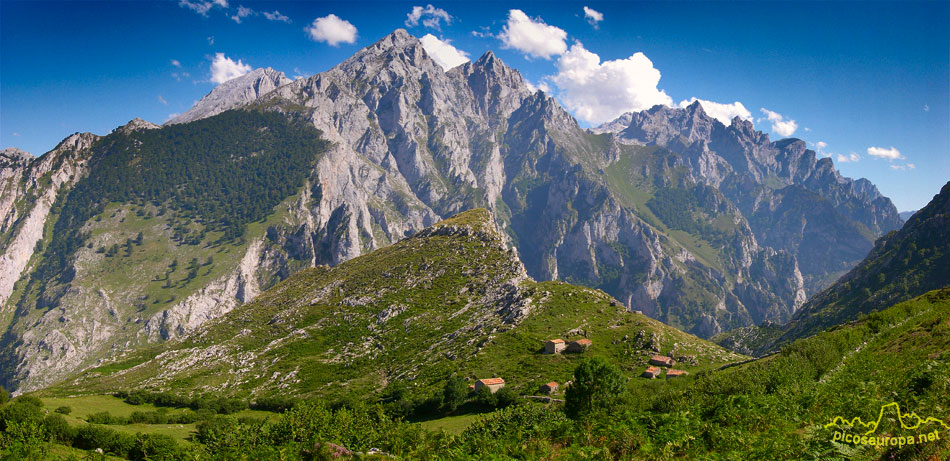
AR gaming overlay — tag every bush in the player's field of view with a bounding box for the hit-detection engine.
[252,396,299,413]
[0,386,9,405]
[11,395,43,408]
[42,414,76,444]
[441,376,467,414]
[87,411,120,425]
[565,356,627,419]
[54,405,72,415]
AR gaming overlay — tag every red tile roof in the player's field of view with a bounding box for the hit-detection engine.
[547,339,565,343]
[645,366,660,373]
[573,339,592,345]
[477,378,505,385]
[666,369,688,377]
[545,381,558,387]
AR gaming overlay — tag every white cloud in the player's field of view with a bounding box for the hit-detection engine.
[165,113,181,122]
[306,14,357,46]
[499,9,567,60]
[583,6,603,27]
[804,127,811,132]
[210,53,251,84]
[171,59,181,68]
[760,108,798,137]
[179,0,227,16]
[207,36,215,46]
[866,146,903,161]
[678,98,751,126]
[550,42,672,124]
[924,104,930,112]
[171,71,190,82]
[815,141,827,149]
[158,95,168,105]
[263,10,290,23]
[12,132,20,137]
[836,152,860,163]
[231,5,254,23]
[405,5,452,30]
[471,27,492,38]
[419,34,469,71]
[889,162,915,171]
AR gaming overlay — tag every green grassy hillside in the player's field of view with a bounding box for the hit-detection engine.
[47,209,743,404]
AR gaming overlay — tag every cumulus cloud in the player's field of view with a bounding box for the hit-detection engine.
[924,104,930,112]
[171,59,181,68]
[179,0,227,16]
[760,108,798,137]
[678,98,751,126]
[231,5,254,23]
[306,14,357,46]
[405,5,452,30]
[165,113,181,122]
[419,34,469,71]
[867,146,903,161]
[550,42,672,124]
[889,163,915,171]
[210,53,251,84]
[836,152,860,163]
[583,6,603,28]
[263,10,290,23]
[499,9,567,60]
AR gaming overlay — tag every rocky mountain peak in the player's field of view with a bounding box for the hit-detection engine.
[0,147,32,166]
[115,117,160,134]
[166,67,292,125]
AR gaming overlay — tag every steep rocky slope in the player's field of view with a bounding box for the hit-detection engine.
[0,29,902,392]
[595,104,903,293]
[52,209,745,399]
[166,68,292,125]
[717,181,950,355]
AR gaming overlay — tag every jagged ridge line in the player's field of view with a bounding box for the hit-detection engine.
[824,402,950,435]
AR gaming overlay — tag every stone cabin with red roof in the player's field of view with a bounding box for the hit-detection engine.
[649,355,675,367]
[566,338,592,353]
[474,378,506,393]
[641,366,661,379]
[666,369,689,379]
[544,339,566,354]
[540,382,559,394]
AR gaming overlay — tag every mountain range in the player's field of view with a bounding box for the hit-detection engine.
[0,29,903,393]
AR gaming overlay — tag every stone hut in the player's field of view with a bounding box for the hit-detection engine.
[474,378,506,393]
[649,355,675,367]
[544,339,566,354]
[566,338,592,353]
[641,366,661,379]
[540,381,559,394]
[666,369,689,379]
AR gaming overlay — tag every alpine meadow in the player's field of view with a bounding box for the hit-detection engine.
[0,2,947,460]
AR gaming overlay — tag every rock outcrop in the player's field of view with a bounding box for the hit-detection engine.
[166,68,293,125]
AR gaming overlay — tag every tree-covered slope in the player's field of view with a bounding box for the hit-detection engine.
[0,110,330,393]
[51,209,744,401]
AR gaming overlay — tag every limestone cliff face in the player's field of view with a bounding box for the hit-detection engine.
[166,68,293,125]
[597,102,903,293]
[0,30,900,391]
[0,134,98,308]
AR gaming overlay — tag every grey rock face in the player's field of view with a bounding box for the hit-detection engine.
[598,101,902,294]
[166,68,293,125]
[0,29,902,391]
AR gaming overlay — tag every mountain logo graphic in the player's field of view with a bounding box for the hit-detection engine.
[825,402,948,447]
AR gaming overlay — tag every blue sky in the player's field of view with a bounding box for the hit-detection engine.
[1,1,947,211]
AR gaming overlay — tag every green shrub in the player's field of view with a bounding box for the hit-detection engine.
[54,405,72,415]
[565,356,627,419]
